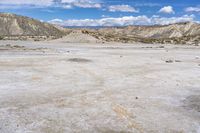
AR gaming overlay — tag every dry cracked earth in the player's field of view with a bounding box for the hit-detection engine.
[0,41,200,133]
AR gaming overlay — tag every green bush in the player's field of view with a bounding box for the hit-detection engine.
[0,36,4,40]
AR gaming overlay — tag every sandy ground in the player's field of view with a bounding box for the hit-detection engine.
[0,40,200,133]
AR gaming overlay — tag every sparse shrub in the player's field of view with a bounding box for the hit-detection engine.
[34,39,40,41]
[0,36,4,40]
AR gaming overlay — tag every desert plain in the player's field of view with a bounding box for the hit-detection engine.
[0,40,199,133]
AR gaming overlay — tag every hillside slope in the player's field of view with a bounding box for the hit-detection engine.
[0,13,66,38]
[98,22,200,38]
[84,22,200,44]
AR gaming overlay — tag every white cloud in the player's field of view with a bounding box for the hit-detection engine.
[50,19,64,23]
[159,6,175,14]
[62,5,73,9]
[61,0,102,8]
[49,15,196,26]
[151,15,195,25]
[101,15,110,18]
[0,0,101,9]
[74,3,101,8]
[0,0,53,6]
[49,16,149,26]
[134,3,160,7]
[108,5,139,13]
[185,7,200,13]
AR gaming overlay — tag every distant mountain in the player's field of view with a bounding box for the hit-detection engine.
[83,22,200,44]
[98,22,200,38]
[0,13,66,40]
[64,26,117,29]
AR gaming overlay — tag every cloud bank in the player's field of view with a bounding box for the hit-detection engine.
[108,5,138,13]
[185,7,200,13]
[0,0,102,9]
[61,0,102,8]
[49,15,196,26]
[0,0,54,6]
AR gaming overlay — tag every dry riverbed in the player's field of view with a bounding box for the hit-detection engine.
[0,40,200,133]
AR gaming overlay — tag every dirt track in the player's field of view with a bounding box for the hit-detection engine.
[0,41,200,133]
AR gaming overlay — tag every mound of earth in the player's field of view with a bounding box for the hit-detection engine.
[52,30,103,43]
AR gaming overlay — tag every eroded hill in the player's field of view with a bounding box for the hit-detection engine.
[82,22,200,44]
[0,13,67,40]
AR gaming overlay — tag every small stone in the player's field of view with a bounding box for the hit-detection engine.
[165,59,173,63]
[135,97,138,99]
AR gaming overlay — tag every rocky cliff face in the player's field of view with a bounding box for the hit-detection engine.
[0,13,65,38]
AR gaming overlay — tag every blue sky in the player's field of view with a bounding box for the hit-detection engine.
[0,0,199,26]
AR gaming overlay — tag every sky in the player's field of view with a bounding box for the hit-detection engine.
[0,0,200,26]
